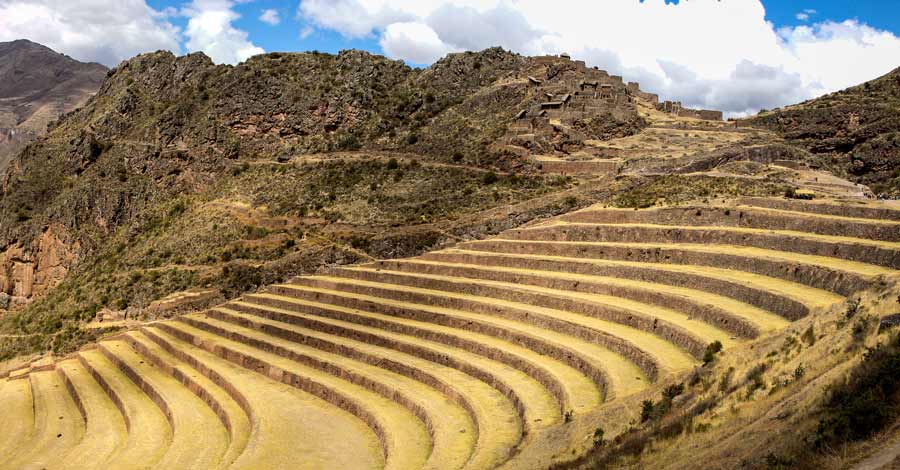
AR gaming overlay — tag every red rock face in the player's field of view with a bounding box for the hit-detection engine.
[0,224,80,310]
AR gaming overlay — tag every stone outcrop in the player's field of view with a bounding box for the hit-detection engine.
[0,224,79,310]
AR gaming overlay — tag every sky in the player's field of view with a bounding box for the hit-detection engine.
[2,1,900,117]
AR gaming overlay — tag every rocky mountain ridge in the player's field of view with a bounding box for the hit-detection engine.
[745,66,900,196]
[0,39,107,174]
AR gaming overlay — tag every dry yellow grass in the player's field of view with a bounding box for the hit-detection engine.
[5,370,85,470]
[223,299,564,428]
[77,348,172,469]
[98,340,230,469]
[540,219,900,252]
[208,306,523,469]
[350,266,736,347]
[276,281,651,399]
[389,259,789,333]
[143,325,386,470]
[184,311,489,470]
[160,319,432,470]
[0,378,35,467]
[245,291,604,413]
[55,359,128,469]
[342,267,704,372]
[471,241,847,307]
[122,330,252,468]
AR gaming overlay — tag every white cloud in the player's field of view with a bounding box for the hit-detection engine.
[298,0,900,117]
[0,0,181,66]
[259,8,280,25]
[796,9,816,22]
[380,22,458,64]
[182,0,265,65]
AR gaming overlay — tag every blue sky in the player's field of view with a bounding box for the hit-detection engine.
[141,0,900,60]
[3,0,900,116]
[146,0,384,57]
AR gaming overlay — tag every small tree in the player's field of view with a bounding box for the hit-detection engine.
[593,427,605,447]
[703,340,724,365]
[640,400,654,423]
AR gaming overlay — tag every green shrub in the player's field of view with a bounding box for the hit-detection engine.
[593,427,605,446]
[852,315,876,342]
[640,400,654,423]
[231,162,250,176]
[703,340,724,365]
[784,187,814,200]
[482,171,499,185]
[745,363,769,394]
[814,334,900,448]
[801,325,816,346]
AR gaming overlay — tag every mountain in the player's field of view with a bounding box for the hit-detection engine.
[1,47,636,355]
[744,67,900,197]
[0,39,107,173]
[1,44,900,470]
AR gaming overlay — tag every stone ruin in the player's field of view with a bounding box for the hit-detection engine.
[501,56,636,156]
[657,100,723,121]
[497,54,725,175]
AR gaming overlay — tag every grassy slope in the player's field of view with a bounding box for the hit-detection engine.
[0,47,585,359]
[549,276,900,470]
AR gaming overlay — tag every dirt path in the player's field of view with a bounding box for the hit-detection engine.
[854,438,900,470]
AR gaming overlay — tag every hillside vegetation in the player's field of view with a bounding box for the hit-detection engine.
[0,47,596,359]
[1,44,899,470]
[746,67,900,197]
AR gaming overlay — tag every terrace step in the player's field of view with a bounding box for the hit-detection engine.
[242,292,603,412]
[157,319,432,470]
[223,300,564,425]
[6,370,85,470]
[270,281,652,397]
[337,265,736,347]
[204,306,527,468]
[502,228,894,293]
[0,377,35,464]
[526,220,900,270]
[77,348,172,469]
[121,330,252,468]
[290,274,704,369]
[180,312,491,470]
[735,197,900,221]
[55,360,128,468]
[97,340,229,469]
[559,205,900,242]
[421,249,815,322]
[371,258,789,336]
[141,325,385,470]
[459,239,857,300]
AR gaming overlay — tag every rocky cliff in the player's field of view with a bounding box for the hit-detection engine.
[745,67,900,197]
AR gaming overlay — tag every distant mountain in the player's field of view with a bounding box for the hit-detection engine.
[0,39,107,172]
[745,66,900,196]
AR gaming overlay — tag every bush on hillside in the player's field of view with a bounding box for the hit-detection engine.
[814,334,900,449]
